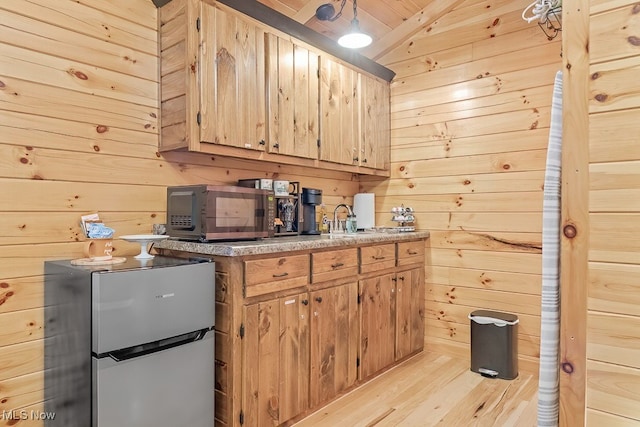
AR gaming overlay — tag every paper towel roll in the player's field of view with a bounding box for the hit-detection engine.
[353,193,375,229]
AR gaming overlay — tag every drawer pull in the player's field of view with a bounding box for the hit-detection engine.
[301,299,309,305]
[399,276,405,281]
[315,296,323,303]
[331,262,344,268]
[408,250,419,255]
[272,272,289,278]
[372,256,386,260]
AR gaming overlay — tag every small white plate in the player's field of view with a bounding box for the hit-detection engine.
[120,235,169,259]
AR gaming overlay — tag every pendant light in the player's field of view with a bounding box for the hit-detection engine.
[315,0,372,49]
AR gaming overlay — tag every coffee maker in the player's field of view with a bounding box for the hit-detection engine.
[301,188,322,235]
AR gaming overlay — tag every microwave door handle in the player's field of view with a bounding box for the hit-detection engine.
[103,328,210,362]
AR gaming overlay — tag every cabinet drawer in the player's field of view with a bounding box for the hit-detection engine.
[244,254,309,297]
[397,240,425,267]
[311,248,358,283]
[360,244,396,273]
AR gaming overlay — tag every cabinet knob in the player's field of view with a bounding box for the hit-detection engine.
[399,276,405,281]
[273,143,279,149]
[315,296,323,303]
[362,158,367,163]
[258,139,266,146]
[353,156,359,162]
[301,299,309,305]
[392,277,397,282]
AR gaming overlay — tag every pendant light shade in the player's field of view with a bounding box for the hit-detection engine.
[338,18,372,49]
[315,0,372,49]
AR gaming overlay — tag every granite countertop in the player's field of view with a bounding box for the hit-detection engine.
[153,230,430,257]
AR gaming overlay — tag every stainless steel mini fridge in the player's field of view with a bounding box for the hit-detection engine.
[44,256,215,427]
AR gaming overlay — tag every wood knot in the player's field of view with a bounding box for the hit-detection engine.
[502,164,511,170]
[20,157,29,164]
[399,165,405,172]
[70,69,88,80]
[561,362,574,374]
[96,125,108,133]
[0,282,9,288]
[594,93,608,102]
[93,145,100,152]
[590,72,600,80]
[0,80,5,88]
[628,36,640,46]
[463,179,471,185]
[563,224,577,238]
[633,3,640,14]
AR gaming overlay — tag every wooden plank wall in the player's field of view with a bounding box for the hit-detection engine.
[0,0,357,424]
[584,0,640,423]
[361,0,562,372]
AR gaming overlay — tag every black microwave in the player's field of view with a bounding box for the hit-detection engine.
[166,185,275,241]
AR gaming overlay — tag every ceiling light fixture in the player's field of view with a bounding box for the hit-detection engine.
[315,0,372,49]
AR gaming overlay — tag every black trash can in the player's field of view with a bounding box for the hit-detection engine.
[469,310,519,380]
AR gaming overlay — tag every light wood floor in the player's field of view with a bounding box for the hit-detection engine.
[294,351,538,427]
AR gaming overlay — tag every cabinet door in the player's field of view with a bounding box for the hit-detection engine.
[242,293,309,426]
[395,268,425,360]
[309,282,359,407]
[200,3,266,149]
[360,73,390,170]
[359,273,396,379]
[319,57,358,165]
[266,34,319,159]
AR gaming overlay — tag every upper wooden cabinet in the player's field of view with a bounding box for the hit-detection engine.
[159,0,391,174]
[360,73,390,170]
[265,34,319,159]
[160,0,265,152]
[319,57,358,166]
[200,2,266,150]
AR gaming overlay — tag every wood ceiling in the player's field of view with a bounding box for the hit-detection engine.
[253,0,466,60]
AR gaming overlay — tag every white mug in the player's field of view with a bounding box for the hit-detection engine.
[273,180,290,196]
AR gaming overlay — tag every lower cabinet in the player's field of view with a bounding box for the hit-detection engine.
[395,267,425,360]
[242,292,310,426]
[309,282,359,407]
[360,267,426,379]
[359,273,396,380]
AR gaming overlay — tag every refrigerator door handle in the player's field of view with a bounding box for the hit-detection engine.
[103,328,211,362]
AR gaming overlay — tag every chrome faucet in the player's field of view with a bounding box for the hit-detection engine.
[333,204,353,232]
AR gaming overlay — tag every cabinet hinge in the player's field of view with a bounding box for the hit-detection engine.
[317,139,321,148]
[242,283,246,298]
[196,111,201,125]
[239,410,244,425]
[356,357,360,367]
[196,17,201,32]
[239,323,245,339]
[357,294,361,304]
